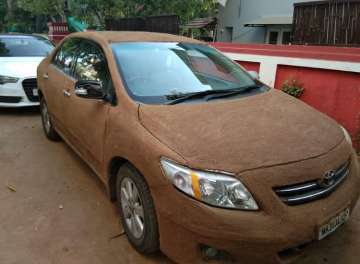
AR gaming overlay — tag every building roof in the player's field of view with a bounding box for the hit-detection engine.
[244,16,293,27]
[294,0,360,7]
[183,17,217,29]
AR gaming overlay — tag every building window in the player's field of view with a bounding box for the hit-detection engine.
[225,27,233,42]
[282,31,291,44]
[268,31,279,44]
[267,28,292,45]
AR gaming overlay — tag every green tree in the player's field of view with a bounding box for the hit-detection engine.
[1,0,40,32]
[17,0,65,21]
[70,0,217,28]
[115,0,217,22]
[11,0,218,31]
[69,0,119,28]
[0,1,6,31]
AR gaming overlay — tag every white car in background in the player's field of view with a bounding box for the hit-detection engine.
[0,34,54,107]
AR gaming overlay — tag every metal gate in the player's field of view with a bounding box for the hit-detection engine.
[293,0,360,46]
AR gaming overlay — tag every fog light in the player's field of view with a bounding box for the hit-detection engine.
[203,246,218,258]
[200,245,233,262]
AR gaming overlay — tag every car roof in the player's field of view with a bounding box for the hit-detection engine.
[68,31,203,44]
[0,33,41,38]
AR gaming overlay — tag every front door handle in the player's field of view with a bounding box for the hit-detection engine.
[43,73,49,79]
[63,90,71,97]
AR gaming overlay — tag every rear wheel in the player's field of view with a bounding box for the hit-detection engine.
[40,98,60,141]
[116,163,159,254]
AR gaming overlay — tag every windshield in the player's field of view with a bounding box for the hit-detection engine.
[112,42,264,104]
[0,36,54,57]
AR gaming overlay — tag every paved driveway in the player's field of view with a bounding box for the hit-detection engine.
[0,107,359,264]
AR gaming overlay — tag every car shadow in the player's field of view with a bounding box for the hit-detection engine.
[0,105,173,263]
[60,140,173,264]
[0,106,40,116]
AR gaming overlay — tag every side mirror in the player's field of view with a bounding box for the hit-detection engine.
[74,80,105,100]
[248,71,259,80]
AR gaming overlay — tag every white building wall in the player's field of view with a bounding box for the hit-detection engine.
[224,52,360,87]
[217,0,313,43]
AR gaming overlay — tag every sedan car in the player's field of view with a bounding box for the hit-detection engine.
[0,34,54,107]
[37,31,360,264]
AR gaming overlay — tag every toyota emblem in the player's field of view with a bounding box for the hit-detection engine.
[319,170,337,188]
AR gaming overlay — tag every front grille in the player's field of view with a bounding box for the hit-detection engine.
[22,78,39,102]
[0,96,22,103]
[274,160,351,206]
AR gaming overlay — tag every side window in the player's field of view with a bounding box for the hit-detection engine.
[53,39,79,75]
[74,41,112,94]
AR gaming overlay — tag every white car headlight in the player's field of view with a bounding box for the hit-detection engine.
[341,126,352,146]
[160,158,258,210]
[0,75,19,85]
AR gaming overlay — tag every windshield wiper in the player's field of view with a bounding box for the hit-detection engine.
[166,89,232,105]
[166,85,263,105]
[206,85,263,101]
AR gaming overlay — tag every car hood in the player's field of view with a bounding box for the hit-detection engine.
[139,90,344,173]
[0,57,44,78]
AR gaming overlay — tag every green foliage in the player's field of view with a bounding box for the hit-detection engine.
[1,0,42,33]
[2,0,218,32]
[0,0,6,31]
[281,79,304,98]
[69,0,218,29]
[69,0,217,28]
[17,0,65,17]
[69,0,119,28]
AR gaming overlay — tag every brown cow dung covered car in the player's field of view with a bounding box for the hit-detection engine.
[37,31,360,264]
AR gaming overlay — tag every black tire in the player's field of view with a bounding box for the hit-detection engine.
[116,163,159,254]
[40,98,61,141]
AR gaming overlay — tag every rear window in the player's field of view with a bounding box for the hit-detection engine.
[0,36,54,57]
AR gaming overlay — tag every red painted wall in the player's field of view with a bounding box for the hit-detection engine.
[274,66,360,145]
[235,61,260,73]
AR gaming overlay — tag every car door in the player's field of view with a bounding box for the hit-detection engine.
[44,38,79,132]
[62,39,113,174]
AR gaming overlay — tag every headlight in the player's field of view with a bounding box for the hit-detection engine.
[160,158,259,210]
[341,126,352,146]
[0,75,19,85]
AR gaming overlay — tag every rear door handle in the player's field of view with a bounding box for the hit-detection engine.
[63,90,71,97]
[43,73,49,79]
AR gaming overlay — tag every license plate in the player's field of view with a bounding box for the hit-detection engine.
[318,208,350,240]
[33,89,38,96]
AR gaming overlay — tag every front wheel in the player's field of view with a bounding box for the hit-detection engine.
[40,98,60,141]
[116,163,159,254]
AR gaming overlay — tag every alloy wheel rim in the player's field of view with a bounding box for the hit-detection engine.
[41,103,51,133]
[120,177,145,239]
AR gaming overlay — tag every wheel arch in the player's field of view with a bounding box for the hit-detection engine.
[108,156,131,201]
[38,89,44,100]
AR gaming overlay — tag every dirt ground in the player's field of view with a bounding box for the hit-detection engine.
[0,107,359,264]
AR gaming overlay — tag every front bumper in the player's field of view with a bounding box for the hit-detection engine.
[0,77,39,107]
[152,143,360,264]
